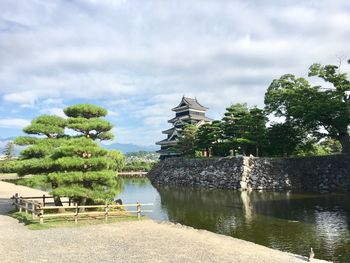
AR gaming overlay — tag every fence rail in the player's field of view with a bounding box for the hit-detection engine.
[11,193,153,224]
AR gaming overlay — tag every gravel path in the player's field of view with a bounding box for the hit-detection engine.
[0,181,330,263]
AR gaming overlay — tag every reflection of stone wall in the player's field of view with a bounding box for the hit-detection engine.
[148,154,350,192]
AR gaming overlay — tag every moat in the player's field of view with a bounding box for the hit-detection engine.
[118,177,350,263]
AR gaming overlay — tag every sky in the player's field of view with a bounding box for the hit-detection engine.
[0,0,350,146]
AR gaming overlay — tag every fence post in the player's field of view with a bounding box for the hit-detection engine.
[39,206,44,224]
[137,202,141,220]
[74,204,78,224]
[69,198,71,206]
[14,193,18,209]
[32,202,36,220]
[25,202,28,214]
[43,195,46,206]
[19,197,23,213]
[105,203,109,223]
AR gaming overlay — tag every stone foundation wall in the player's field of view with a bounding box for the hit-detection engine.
[148,154,350,192]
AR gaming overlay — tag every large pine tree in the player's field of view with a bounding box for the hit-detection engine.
[15,104,123,206]
[15,115,67,205]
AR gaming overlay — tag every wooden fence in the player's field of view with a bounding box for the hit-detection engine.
[12,193,153,224]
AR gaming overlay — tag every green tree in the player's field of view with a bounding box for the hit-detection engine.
[2,142,15,160]
[265,122,310,157]
[64,104,114,140]
[15,115,67,205]
[318,138,342,154]
[196,121,224,156]
[48,137,118,205]
[107,150,125,171]
[175,124,198,157]
[52,104,118,205]
[15,104,122,206]
[265,63,350,153]
[246,107,268,156]
[222,103,267,156]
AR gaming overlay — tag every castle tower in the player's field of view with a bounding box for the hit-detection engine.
[156,96,212,159]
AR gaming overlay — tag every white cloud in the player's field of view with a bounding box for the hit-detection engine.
[107,109,119,118]
[0,118,30,128]
[43,107,66,118]
[0,0,350,143]
[3,91,37,107]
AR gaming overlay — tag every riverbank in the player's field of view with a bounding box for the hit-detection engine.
[0,181,329,263]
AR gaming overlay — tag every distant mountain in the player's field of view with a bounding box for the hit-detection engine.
[0,137,159,155]
[102,142,159,153]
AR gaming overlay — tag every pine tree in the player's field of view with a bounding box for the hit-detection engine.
[15,104,124,206]
[52,104,120,205]
[48,136,118,205]
[64,104,114,141]
[15,115,67,205]
[175,125,198,157]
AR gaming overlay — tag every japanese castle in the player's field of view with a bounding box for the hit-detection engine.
[156,96,212,159]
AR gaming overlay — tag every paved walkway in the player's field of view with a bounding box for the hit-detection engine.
[0,180,329,263]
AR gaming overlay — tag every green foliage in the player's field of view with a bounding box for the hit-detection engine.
[14,136,39,146]
[14,103,119,205]
[318,138,342,154]
[66,117,113,140]
[23,115,66,138]
[265,63,350,153]
[196,121,223,156]
[175,124,198,157]
[123,161,156,172]
[64,104,108,118]
[125,151,159,162]
[47,137,119,202]
[107,150,125,171]
[64,104,114,141]
[10,175,49,189]
[2,142,15,160]
[0,160,19,173]
[221,104,268,156]
[265,122,313,157]
[16,158,55,176]
[193,104,268,157]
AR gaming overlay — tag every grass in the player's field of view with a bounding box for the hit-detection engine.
[10,210,144,230]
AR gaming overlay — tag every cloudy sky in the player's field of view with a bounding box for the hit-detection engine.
[0,0,349,146]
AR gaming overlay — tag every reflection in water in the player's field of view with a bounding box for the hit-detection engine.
[314,209,349,254]
[241,191,253,223]
[117,178,350,263]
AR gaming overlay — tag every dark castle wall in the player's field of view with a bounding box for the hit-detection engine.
[148,155,350,192]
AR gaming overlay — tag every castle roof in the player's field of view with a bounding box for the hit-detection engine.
[162,127,182,135]
[172,96,208,112]
[168,114,213,124]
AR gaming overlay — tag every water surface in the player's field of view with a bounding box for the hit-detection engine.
[118,177,350,263]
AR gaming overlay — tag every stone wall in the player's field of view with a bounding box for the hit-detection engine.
[148,154,350,192]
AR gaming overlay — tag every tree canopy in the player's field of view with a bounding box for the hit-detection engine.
[64,104,113,141]
[14,103,124,206]
[265,63,350,153]
[174,124,198,157]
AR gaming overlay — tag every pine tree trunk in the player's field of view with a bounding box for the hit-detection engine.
[51,182,63,206]
[78,197,87,212]
[339,132,350,153]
